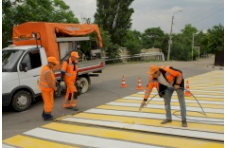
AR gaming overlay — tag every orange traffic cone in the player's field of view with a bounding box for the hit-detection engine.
[121,76,127,88]
[136,77,144,90]
[185,80,192,97]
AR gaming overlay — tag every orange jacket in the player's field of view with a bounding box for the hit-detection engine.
[39,65,56,91]
[144,66,183,100]
[61,57,78,82]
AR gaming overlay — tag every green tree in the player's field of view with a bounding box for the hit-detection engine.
[142,27,165,49]
[170,42,191,61]
[124,30,142,55]
[124,40,141,55]
[105,43,120,63]
[207,24,224,66]
[99,27,111,52]
[2,0,79,48]
[94,0,134,46]
[208,24,224,53]
[14,0,79,25]
[3,0,15,48]
[181,24,198,37]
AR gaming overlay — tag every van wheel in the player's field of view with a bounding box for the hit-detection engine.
[12,91,32,112]
[79,77,89,94]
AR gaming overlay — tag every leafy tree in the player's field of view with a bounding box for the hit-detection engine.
[14,0,79,25]
[142,27,165,49]
[94,0,134,46]
[207,24,224,66]
[170,42,191,61]
[124,40,141,55]
[99,27,111,52]
[207,24,224,53]
[123,30,142,55]
[105,43,120,63]
[181,24,198,37]
[2,0,79,48]
[3,0,15,48]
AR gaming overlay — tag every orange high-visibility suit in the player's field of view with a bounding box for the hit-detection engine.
[144,65,183,100]
[61,57,78,108]
[39,65,56,114]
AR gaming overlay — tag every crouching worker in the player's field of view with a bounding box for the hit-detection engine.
[140,65,187,127]
[38,57,58,121]
[61,51,80,111]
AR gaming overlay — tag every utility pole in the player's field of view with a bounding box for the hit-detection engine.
[167,10,182,61]
[167,15,174,61]
[192,33,194,61]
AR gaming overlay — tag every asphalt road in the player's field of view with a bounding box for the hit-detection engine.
[2,55,220,139]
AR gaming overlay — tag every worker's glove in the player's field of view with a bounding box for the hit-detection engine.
[60,81,66,87]
[159,92,164,98]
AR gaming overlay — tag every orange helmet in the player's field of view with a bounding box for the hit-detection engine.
[47,57,59,65]
[147,65,159,75]
[71,51,79,58]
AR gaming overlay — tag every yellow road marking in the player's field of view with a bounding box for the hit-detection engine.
[115,99,224,109]
[42,122,223,148]
[96,105,224,119]
[3,135,76,148]
[132,94,224,102]
[73,112,224,133]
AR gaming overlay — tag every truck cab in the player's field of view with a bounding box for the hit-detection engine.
[2,45,47,111]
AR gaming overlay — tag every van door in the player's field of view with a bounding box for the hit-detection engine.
[18,48,42,94]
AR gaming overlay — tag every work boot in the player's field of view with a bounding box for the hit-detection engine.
[161,119,172,124]
[73,106,79,111]
[43,113,53,121]
[182,121,187,127]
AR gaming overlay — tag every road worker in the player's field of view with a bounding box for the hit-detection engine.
[141,65,187,127]
[61,51,80,111]
[38,57,58,121]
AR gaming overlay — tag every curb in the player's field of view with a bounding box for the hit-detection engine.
[205,65,224,70]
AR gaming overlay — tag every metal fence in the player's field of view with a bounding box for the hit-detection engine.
[102,52,165,63]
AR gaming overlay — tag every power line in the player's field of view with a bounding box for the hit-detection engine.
[179,1,223,18]
[191,8,224,24]
[181,7,224,25]
[178,7,224,24]
[133,7,170,23]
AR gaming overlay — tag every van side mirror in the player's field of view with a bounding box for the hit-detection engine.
[21,63,28,72]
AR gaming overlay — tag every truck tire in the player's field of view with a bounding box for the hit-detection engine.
[12,91,32,112]
[79,77,89,94]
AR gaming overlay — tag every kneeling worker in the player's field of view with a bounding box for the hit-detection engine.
[39,57,58,121]
[61,51,80,111]
[141,65,187,127]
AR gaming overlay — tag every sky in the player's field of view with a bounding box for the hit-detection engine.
[62,0,224,33]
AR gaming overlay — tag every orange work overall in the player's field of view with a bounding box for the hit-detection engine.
[61,57,78,108]
[38,65,56,114]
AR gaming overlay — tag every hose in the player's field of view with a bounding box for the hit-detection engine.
[139,87,224,124]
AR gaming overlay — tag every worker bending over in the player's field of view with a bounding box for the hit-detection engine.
[141,65,187,127]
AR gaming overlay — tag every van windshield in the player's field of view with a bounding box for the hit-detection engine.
[2,50,24,72]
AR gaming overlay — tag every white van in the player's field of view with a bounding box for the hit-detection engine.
[2,45,48,111]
